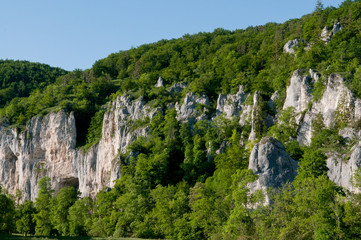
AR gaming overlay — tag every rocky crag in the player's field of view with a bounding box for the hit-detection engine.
[1,68,361,201]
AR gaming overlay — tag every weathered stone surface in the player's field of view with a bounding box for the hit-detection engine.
[248,91,261,141]
[339,127,357,141]
[283,39,301,54]
[321,26,331,43]
[216,85,247,119]
[321,22,342,44]
[283,69,314,116]
[239,104,252,127]
[327,141,361,193]
[175,92,210,124]
[0,94,156,201]
[0,88,219,201]
[281,70,361,193]
[155,76,164,88]
[0,111,77,201]
[238,91,275,142]
[87,94,153,194]
[297,74,356,145]
[248,137,298,204]
[309,68,320,82]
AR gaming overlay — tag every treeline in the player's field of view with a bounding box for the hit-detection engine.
[91,0,361,100]
[0,69,116,146]
[1,110,361,239]
[0,60,67,107]
[1,1,361,142]
[3,1,361,136]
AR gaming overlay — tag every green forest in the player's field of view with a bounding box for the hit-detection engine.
[2,0,361,239]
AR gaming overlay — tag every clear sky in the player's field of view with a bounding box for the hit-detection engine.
[0,0,345,71]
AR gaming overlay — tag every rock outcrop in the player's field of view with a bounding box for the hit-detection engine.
[283,39,301,55]
[216,85,247,119]
[327,145,361,193]
[175,92,210,124]
[248,91,262,141]
[283,70,314,118]
[278,70,361,193]
[155,76,164,88]
[321,22,342,44]
[84,94,156,195]
[248,137,298,204]
[239,91,276,142]
[297,74,358,145]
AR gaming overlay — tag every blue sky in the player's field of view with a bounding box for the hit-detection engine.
[0,0,344,71]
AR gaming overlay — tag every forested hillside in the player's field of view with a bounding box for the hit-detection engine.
[2,1,361,239]
[0,60,67,107]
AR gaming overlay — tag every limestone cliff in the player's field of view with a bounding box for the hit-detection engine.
[0,89,214,201]
[2,68,361,201]
[0,111,77,201]
[283,71,361,192]
[0,94,157,200]
[297,73,359,145]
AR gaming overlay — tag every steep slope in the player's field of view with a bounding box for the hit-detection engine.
[2,3,361,233]
[0,84,212,200]
[2,66,361,200]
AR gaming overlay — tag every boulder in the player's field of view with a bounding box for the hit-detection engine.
[248,137,298,204]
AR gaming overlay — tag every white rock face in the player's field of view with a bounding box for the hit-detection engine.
[283,70,314,117]
[327,141,361,193]
[339,127,357,141]
[0,111,77,201]
[0,89,218,200]
[297,74,356,145]
[238,91,276,142]
[248,91,261,141]
[248,137,298,204]
[280,71,361,193]
[239,104,252,127]
[0,94,158,201]
[82,94,154,196]
[216,85,247,119]
[321,27,331,43]
[175,92,210,123]
[155,76,164,88]
[275,69,361,193]
[283,39,301,54]
[321,22,342,44]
